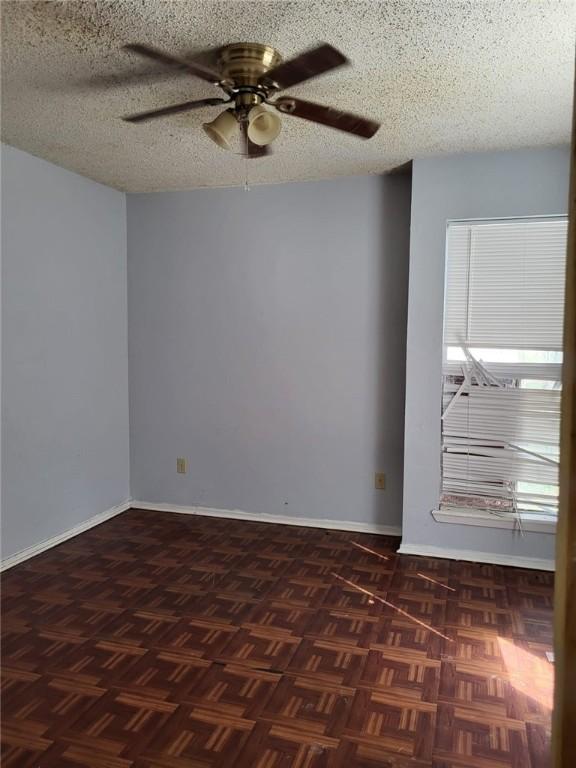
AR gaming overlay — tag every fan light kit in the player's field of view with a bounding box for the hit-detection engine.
[122,42,380,157]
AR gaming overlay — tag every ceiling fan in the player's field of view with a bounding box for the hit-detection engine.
[121,42,380,157]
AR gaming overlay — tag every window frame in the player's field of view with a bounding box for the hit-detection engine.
[436,214,568,532]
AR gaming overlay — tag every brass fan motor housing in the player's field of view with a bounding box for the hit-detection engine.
[217,42,282,94]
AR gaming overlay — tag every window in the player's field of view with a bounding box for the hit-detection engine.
[440,216,568,523]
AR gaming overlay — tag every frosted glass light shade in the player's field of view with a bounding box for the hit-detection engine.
[203,109,237,150]
[247,105,282,146]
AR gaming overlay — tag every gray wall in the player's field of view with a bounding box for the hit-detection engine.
[403,146,570,562]
[1,144,130,557]
[5,141,565,562]
[128,174,411,528]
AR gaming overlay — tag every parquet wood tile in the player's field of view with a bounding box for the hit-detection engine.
[343,687,437,762]
[1,667,42,714]
[304,609,380,647]
[160,617,238,658]
[259,675,354,736]
[357,649,440,703]
[117,650,212,702]
[212,571,277,600]
[287,638,369,686]
[133,585,205,617]
[244,600,315,636]
[434,703,530,768]
[369,617,445,660]
[338,561,395,589]
[137,701,256,767]
[56,638,149,684]
[56,691,178,761]
[444,602,513,636]
[185,662,279,716]
[215,627,302,670]
[1,509,554,766]
[232,721,338,768]
[329,738,432,768]
[380,593,447,629]
[266,577,332,608]
[4,675,108,740]
[1,722,53,768]
[321,581,385,617]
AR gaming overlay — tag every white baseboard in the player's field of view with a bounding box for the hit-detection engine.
[1,498,552,572]
[131,501,402,537]
[0,500,132,572]
[397,542,555,571]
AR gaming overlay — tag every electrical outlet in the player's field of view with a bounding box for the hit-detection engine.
[375,472,386,490]
[176,458,187,474]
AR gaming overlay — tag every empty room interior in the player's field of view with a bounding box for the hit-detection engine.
[1,1,575,767]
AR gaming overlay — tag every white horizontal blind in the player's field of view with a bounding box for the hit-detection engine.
[444,386,561,446]
[444,218,568,350]
[441,216,567,518]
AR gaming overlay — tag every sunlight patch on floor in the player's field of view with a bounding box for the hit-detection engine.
[498,637,554,710]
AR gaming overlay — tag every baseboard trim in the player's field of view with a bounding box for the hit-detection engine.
[131,501,402,537]
[397,542,555,571]
[2,500,551,571]
[0,500,132,572]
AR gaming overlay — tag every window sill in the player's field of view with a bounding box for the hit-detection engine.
[431,508,556,534]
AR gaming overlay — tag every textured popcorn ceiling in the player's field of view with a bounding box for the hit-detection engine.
[1,1,574,192]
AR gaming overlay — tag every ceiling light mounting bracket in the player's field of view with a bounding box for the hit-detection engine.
[231,86,267,110]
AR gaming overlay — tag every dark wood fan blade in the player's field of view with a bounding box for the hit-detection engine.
[239,121,270,158]
[274,97,380,139]
[123,43,222,84]
[123,97,226,123]
[259,43,348,91]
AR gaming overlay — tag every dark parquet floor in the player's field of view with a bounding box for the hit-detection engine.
[1,509,554,767]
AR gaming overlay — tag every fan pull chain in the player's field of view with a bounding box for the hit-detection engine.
[243,156,250,192]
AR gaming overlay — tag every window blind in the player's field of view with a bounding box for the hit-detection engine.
[441,216,567,519]
[444,218,568,350]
